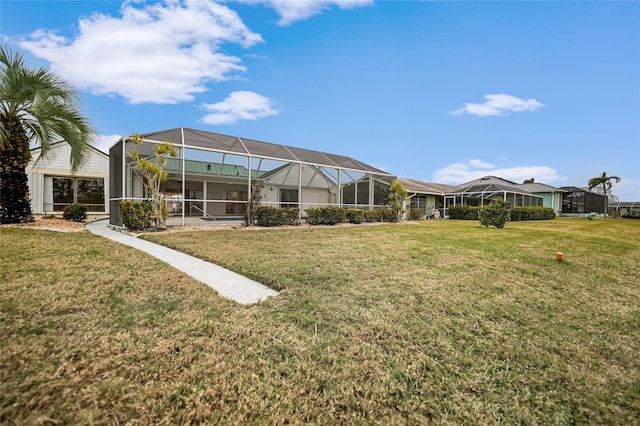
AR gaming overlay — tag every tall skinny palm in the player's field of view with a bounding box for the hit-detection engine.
[588,171,621,215]
[0,45,95,223]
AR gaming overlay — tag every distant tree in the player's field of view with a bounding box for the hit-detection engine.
[388,179,408,221]
[588,172,621,215]
[0,45,95,224]
[523,178,535,184]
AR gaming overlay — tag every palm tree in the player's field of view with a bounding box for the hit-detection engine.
[588,171,621,215]
[0,45,95,224]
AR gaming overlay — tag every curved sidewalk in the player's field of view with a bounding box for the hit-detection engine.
[85,220,278,305]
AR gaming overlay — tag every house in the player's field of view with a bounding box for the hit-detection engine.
[609,201,640,215]
[108,127,393,226]
[441,176,545,216]
[398,178,457,218]
[519,182,565,215]
[559,186,606,214]
[26,142,109,215]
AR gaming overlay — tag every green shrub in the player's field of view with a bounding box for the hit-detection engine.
[62,203,88,222]
[409,208,424,220]
[510,206,556,221]
[255,206,299,227]
[282,208,300,225]
[346,208,364,224]
[363,209,380,223]
[448,205,481,220]
[478,199,511,229]
[118,200,154,231]
[376,207,398,223]
[621,210,640,219]
[305,207,346,225]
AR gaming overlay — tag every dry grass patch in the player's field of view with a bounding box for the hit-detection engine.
[2,219,639,424]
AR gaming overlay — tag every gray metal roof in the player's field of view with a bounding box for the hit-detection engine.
[398,178,458,194]
[136,127,390,175]
[520,182,566,193]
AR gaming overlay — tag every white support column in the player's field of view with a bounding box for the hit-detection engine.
[203,180,208,217]
[247,155,252,209]
[337,169,342,207]
[121,138,126,200]
[181,127,186,226]
[298,163,302,222]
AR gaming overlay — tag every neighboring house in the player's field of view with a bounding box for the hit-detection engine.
[559,186,606,214]
[398,178,457,218]
[109,127,393,226]
[26,142,109,214]
[609,201,640,215]
[443,176,545,216]
[520,182,565,215]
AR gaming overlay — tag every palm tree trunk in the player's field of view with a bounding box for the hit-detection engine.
[0,112,33,224]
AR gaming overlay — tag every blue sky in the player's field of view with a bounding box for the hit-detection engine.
[2,0,639,200]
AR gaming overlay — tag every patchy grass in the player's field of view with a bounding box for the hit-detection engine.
[1,218,639,424]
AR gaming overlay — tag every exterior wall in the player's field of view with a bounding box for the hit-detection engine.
[26,144,109,214]
[536,192,562,214]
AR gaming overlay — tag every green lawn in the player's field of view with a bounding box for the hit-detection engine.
[1,218,639,424]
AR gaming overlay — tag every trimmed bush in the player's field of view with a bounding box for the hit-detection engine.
[255,206,299,227]
[478,199,511,229]
[448,205,481,220]
[376,207,398,223]
[306,206,346,225]
[510,206,556,221]
[346,208,364,224]
[62,203,88,222]
[409,208,424,220]
[363,209,380,223]
[281,208,300,226]
[118,200,154,231]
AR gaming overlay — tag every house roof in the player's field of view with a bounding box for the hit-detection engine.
[560,186,601,194]
[132,127,391,176]
[520,182,566,193]
[31,140,109,158]
[398,178,458,194]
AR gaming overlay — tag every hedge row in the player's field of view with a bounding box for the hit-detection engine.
[306,207,397,225]
[510,206,556,221]
[622,210,640,219]
[255,206,300,227]
[448,204,556,221]
[448,205,481,220]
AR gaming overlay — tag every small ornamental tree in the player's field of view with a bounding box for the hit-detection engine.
[245,180,263,226]
[478,199,511,229]
[388,179,408,222]
[128,134,178,228]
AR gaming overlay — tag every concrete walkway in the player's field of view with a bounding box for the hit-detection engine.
[85,220,278,305]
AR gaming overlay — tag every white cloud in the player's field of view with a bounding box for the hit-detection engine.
[92,134,122,153]
[434,159,560,185]
[18,0,263,104]
[201,91,279,124]
[451,93,546,117]
[468,158,494,169]
[240,0,373,26]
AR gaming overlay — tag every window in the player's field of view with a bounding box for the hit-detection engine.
[280,189,298,208]
[52,177,105,211]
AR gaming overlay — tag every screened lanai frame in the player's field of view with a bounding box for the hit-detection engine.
[109,127,394,226]
[444,182,543,214]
